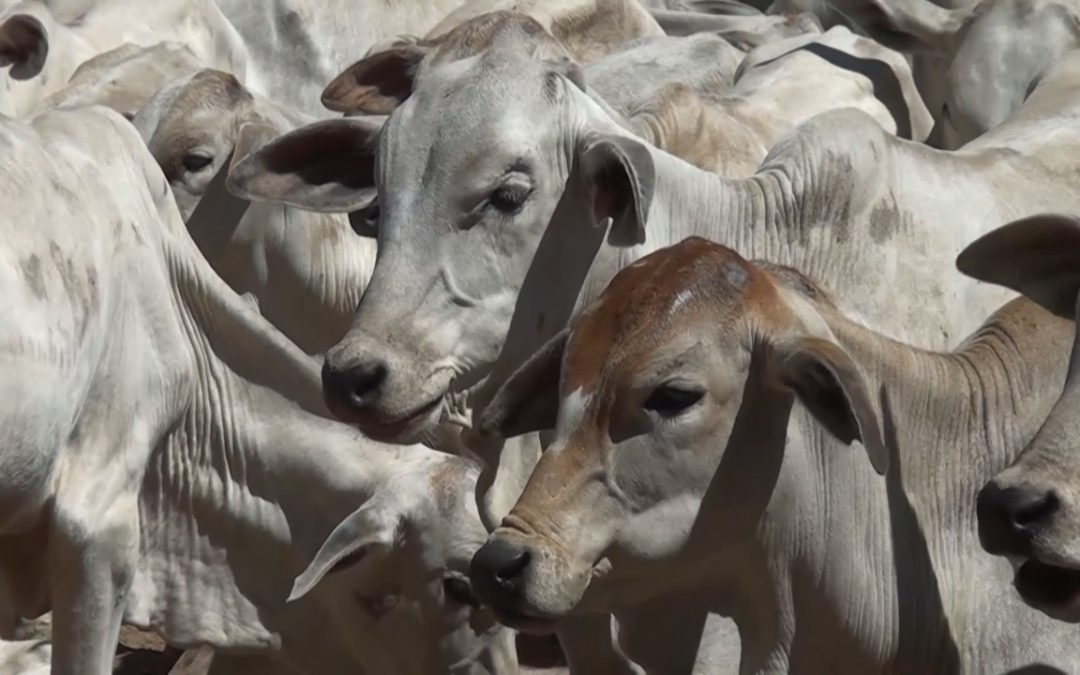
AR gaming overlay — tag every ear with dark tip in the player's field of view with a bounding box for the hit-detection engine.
[0,14,48,80]
[477,329,569,438]
[289,499,398,602]
[322,44,428,114]
[956,214,1080,319]
[226,117,380,213]
[579,134,655,248]
[773,336,888,475]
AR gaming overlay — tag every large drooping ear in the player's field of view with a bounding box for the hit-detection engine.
[226,117,380,213]
[957,214,1080,318]
[321,44,428,115]
[772,336,888,475]
[289,497,400,602]
[0,14,48,80]
[578,134,655,248]
[476,329,569,438]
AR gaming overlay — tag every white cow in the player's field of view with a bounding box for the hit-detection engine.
[830,0,1080,147]
[0,0,247,117]
[0,105,514,675]
[471,237,1080,673]
[957,214,1080,624]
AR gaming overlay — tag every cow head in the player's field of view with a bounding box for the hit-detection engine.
[959,214,1080,622]
[227,13,659,444]
[291,456,516,674]
[467,238,886,631]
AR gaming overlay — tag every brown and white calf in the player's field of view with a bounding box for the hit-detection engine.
[471,237,1080,673]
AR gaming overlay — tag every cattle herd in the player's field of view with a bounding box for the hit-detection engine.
[7,0,1080,673]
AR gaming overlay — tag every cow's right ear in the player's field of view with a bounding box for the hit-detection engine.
[957,214,1080,318]
[0,14,47,80]
[579,134,656,248]
[226,118,380,213]
[477,330,568,438]
[322,44,428,114]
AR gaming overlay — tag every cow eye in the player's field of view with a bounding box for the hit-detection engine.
[182,152,213,172]
[643,385,704,418]
[489,183,530,214]
[443,573,478,607]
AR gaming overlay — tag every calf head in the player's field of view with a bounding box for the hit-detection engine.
[228,13,651,444]
[959,214,1080,622]
[467,238,887,631]
[291,456,515,674]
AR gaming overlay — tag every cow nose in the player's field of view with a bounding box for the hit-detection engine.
[470,540,532,605]
[977,482,1060,555]
[321,358,389,410]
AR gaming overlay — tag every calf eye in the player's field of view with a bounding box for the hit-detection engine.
[643,385,704,418]
[182,152,213,172]
[489,183,530,214]
[443,574,478,607]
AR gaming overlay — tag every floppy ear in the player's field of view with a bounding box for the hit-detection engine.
[289,498,399,602]
[578,134,655,247]
[826,0,963,53]
[477,329,568,438]
[957,214,1080,319]
[322,44,427,114]
[0,14,47,80]
[228,121,282,174]
[226,118,380,213]
[773,336,888,475]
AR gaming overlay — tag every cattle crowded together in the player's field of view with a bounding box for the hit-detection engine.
[4,0,1080,673]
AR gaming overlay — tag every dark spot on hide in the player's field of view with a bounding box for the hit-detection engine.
[19,254,46,299]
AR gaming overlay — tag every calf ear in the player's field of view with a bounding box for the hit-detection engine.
[773,336,888,475]
[289,499,399,602]
[477,330,569,438]
[226,118,380,213]
[579,134,655,248]
[0,14,47,80]
[957,214,1080,319]
[322,44,427,114]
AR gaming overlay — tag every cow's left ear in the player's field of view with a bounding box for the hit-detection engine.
[957,214,1080,319]
[289,498,399,602]
[0,14,47,80]
[322,44,428,114]
[477,329,568,438]
[772,336,888,476]
[578,134,655,247]
[226,117,380,213]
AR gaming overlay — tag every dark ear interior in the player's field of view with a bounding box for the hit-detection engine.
[957,214,1080,319]
[477,330,569,438]
[776,336,888,475]
[579,135,655,248]
[226,118,380,213]
[322,45,427,114]
[0,14,48,80]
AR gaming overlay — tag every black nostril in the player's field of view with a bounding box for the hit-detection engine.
[1014,490,1060,528]
[347,362,387,402]
[471,540,532,603]
[977,482,1060,555]
[322,359,388,410]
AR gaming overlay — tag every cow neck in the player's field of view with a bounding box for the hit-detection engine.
[150,211,407,563]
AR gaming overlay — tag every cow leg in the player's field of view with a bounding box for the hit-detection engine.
[557,614,643,675]
[49,494,139,675]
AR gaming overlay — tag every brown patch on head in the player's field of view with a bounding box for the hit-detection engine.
[563,238,768,394]
[551,0,661,63]
[148,69,252,169]
[429,458,473,518]
[425,12,573,69]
